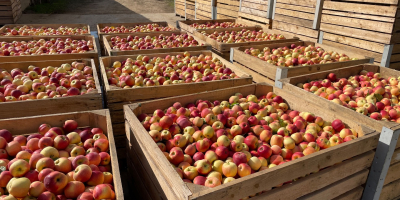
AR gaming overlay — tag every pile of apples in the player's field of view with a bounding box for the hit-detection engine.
[201,29,286,43]
[106,52,240,88]
[101,23,176,33]
[244,44,358,67]
[0,61,96,102]
[0,38,95,56]
[139,92,358,191]
[298,71,400,123]
[189,22,246,29]
[0,120,115,200]
[108,33,202,51]
[0,25,89,36]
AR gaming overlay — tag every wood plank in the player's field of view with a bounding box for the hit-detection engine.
[217,7,238,17]
[273,20,319,38]
[277,0,317,7]
[392,148,400,165]
[240,7,267,17]
[332,186,364,200]
[217,14,236,19]
[275,14,314,28]
[380,179,400,200]
[217,2,239,11]
[275,2,315,13]
[298,169,369,200]
[330,0,398,4]
[322,40,383,62]
[218,0,240,6]
[271,28,318,42]
[384,162,400,185]
[320,23,393,44]
[275,8,315,20]
[323,32,386,53]
[238,12,271,23]
[232,62,275,85]
[323,1,398,18]
[242,0,268,5]
[241,1,268,11]
[251,151,374,200]
[321,14,394,34]
[322,10,395,23]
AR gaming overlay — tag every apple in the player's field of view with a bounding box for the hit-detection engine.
[7,177,31,198]
[10,159,30,177]
[64,181,85,198]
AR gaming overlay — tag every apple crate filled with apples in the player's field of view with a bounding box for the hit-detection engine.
[0,109,123,200]
[231,40,372,85]
[0,24,91,36]
[178,19,249,34]
[0,35,100,66]
[192,26,299,60]
[124,83,380,200]
[102,31,211,56]
[278,63,400,199]
[0,59,102,119]
[96,22,177,55]
[99,50,252,159]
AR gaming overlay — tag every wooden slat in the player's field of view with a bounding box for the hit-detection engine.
[232,62,275,85]
[332,186,364,200]
[217,7,238,17]
[321,14,394,34]
[275,8,315,20]
[241,0,268,5]
[275,14,313,28]
[323,32,386,53]
[218,0,240,6]
[238,12,271,23]
[240,7,267,17]
[273,20,319,38]
[380,179,400,200]
[331,0,398,4]
[323,1,398,17]
[320,23,394,44]
[241,1,268,11]
[275,2,315,13]
[277,0,317,7]
[217,2,239,11]
[298,169,369,200]
[322,10,395,23]
[251,151,374,200]
[392,148,400,165]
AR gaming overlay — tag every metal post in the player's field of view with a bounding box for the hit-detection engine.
[211,0,217,20]
[317,31,324,44]
[194,0,197,20]
[272,0,277,19]
[230,48,235,63]
[274,67,288,89]
[239,0,243,12]
[362,127,400,200]
[267,0,275,19]
[313,0,324,30]
[380,44,394,68]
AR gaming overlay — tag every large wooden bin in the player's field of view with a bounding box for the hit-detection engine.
[231,40,372,84]
[0,35,99,66]
[124,83,379,200]
[0,109,124,199]
[278,64,400,199]
[102,31,211,56]
[193,26,300,59]
[178,19,249,34]
[100,50,252,159]
[0,59,102,119]
[0,23,91,36]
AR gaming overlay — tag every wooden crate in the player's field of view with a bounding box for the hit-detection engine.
[0,23,91,36]
[319,0,400,70]
[278,63,400,199]
[99,50,252,157]
[0,109,124,199]
[178,19,237,33]
[176,0,186,17]
[231,40,372,85]
[186,0,196,20]
[124,82,379,200]
[97,22,176,43]
[196,0,213,20]
[0,0,21,25]
[0,59,102,119]
[193,26,300,59]
[102,31,211,56]
[272,0,322,43]
[238,0,270,25]
[216,0,239,19]
[0,35,100,66]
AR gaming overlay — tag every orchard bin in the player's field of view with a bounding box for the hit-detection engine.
[0,59,102,119]
[278,64,400,199]
[0,35,99,66]
[230,40,373,85]
[178,19,253,34]
[192,26,299,60]
[96,22,177,55]
[124,83,379,200]
[0,23,91,36]
[0,109,124,199]
[102,31,211,56]
[99,50,253,159]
